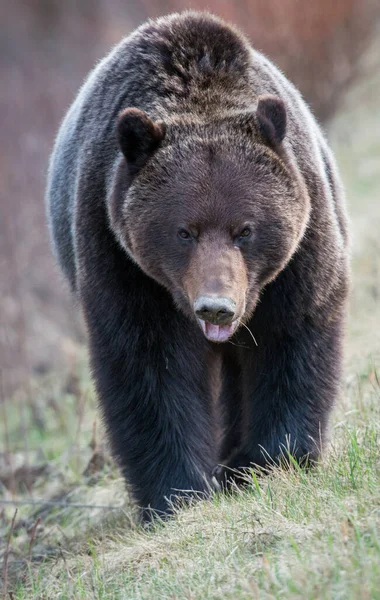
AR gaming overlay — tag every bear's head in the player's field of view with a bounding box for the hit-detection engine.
[109,97,310,342]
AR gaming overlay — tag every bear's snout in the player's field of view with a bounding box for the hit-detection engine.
[194,296,236,325]
[194,295,239,343]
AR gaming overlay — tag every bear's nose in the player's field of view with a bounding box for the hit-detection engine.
[194,296,236,325]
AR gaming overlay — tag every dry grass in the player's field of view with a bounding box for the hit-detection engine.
[4,386,380,599]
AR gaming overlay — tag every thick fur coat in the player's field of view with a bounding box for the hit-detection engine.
[47,12,349,519]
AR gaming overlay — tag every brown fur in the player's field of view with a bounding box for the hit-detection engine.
[47,12,350,518]
[182,234,248,320]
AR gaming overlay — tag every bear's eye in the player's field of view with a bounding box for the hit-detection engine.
[178,229,192,240]
[239,227,252,239]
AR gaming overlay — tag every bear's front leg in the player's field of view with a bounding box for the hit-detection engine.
[81,284,216,521]
[216,314,344,484]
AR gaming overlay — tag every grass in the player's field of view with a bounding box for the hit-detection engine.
[3,373,380,599]
[2,48,380,600]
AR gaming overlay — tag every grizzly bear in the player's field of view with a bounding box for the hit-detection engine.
[47,11,349,520]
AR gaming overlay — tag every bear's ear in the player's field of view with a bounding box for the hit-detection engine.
[256,95,287,148]
[116,108,166,173]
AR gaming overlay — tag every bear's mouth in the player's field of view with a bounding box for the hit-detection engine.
[198,319,238,343]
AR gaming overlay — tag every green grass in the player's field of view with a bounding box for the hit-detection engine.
[5,371,380,599]
[2,46,380,600]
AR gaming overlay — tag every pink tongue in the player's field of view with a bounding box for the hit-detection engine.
[200,320,234,343]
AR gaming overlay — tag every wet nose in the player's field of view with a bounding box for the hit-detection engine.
[194,296,236,325]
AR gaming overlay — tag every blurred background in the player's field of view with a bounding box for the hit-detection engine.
[1,2,380,584]
[1,0,380,396]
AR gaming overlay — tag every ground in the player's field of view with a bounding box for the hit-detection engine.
[1,58,380,599]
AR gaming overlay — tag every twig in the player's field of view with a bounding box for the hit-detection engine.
[90,420,98,451]
[73,390,87,472]
[27,517,41,562]
[0,499,123,510]
[2,508,18,600]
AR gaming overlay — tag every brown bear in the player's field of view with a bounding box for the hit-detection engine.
[46,11,350,520]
